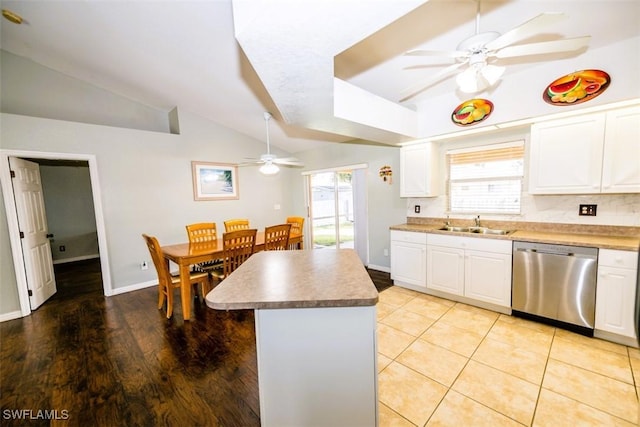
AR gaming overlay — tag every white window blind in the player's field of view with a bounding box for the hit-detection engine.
[447,141,524,214]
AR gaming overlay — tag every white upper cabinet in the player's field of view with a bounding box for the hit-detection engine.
[529,113,606,194]
[400,142,439,197]
[529,105,640,194]
[601,106,640,193]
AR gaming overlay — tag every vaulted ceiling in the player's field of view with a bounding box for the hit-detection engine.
[1,0,638,153]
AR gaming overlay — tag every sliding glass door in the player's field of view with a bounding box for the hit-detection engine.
[309,170,354,249]
[305,165,369,266]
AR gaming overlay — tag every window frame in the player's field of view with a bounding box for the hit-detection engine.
[446,140,525,215]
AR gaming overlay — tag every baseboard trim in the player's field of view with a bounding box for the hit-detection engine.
[109,279,157,296]
[366,264,390,273]
[0,310,24,322]
[53,254,100,265]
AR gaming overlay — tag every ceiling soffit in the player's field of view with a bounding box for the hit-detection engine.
[231,0,428,145]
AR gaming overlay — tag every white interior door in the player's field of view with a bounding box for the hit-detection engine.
[9,157,57,309]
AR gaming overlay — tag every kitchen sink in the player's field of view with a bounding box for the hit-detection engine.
[439,226,470,232]
[438,226,513,235]
[470,227,513,235]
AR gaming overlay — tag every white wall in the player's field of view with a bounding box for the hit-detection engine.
[1,51,170,133]
[0,112,299,315]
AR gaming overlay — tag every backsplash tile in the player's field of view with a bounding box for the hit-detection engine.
[408,193,640,227]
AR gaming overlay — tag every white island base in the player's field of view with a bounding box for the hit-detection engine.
[256,305,377,427]
[206,249,380,426]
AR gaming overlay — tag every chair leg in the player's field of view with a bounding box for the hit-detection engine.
[202,276,213,297]
[158,283,166,310]
[165,284,174,319]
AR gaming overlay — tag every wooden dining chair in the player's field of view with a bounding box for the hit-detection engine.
[211,229,257,282]
[264,223,291,251]
[286,216,305,249]
[186,222,218,242]
[224,218,250,232]
[142,234,212,319]
[185,222,223,273]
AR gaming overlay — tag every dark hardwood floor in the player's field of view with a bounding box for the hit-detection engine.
[1,259,392,426]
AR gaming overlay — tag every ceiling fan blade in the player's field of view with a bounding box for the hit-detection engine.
[485,12,567,51]
[493,36,591,59]
[399,62,466,102]
[405,49,468,59]
[273,157,304,166]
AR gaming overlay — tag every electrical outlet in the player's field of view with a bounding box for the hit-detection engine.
[579,204,597,216]
[383,248,389,257]
[59,245,65,252]
[141,261,148,270]
[414,205,421,214]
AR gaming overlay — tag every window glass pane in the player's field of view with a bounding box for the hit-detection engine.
[450,179,522,213]
[448,141,524,214]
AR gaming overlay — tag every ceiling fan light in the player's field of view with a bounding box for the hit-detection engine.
[480,64,505,86]
[456,68,481,93]
[259,162,280,175]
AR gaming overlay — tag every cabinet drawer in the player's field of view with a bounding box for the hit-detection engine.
[599,249,638,269]
[390,230,427,245]
[428,233,464,248]
[428,233,511,254]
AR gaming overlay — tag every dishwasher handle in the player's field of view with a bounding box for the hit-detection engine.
[516,247,575,257]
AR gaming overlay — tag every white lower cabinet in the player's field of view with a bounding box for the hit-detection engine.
[426,245,464,296]
[390,230,427,291]
[427,234,512,310]
[595,249,638,345]
[465,250,513,307]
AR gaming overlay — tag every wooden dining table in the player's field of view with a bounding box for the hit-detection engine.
[161,231,303,320]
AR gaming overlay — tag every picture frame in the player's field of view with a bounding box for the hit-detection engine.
[191,161,239,201]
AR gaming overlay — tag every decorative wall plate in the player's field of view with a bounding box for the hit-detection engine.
[451,99,493,126]
[543,70,610,105]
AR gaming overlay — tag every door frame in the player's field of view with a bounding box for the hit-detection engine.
[302,163,369,264]
[1,149,112,317]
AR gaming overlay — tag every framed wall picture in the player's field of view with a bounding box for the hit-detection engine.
[191,161,239,201]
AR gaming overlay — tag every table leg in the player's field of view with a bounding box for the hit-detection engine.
[179,264,192,320]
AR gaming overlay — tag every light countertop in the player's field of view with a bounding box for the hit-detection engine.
[206,249,379,310]
[390,223,640,251]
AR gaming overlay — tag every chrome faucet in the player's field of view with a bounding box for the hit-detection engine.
[474,215,481,227]
[444,215,451,227]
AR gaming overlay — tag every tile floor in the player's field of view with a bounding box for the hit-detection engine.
[376,286,640,427]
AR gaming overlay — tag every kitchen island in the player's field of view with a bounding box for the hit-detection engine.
[206,249,379,427]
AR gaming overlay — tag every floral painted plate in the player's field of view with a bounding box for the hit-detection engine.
[451,99,493,126]
[543,70,610,105]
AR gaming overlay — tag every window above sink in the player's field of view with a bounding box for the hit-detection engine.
[447,141,524,215]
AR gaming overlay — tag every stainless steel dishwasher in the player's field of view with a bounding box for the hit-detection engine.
[512,241,598,335]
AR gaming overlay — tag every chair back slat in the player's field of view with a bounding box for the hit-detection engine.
[224,219,250,232]
[186,223,218,243]
[222,229,257,276]
[286,216,304,235]
[264,223,291,251]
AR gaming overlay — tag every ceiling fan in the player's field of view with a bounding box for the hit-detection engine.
[399,0,591,102]
[241,112,304,175]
